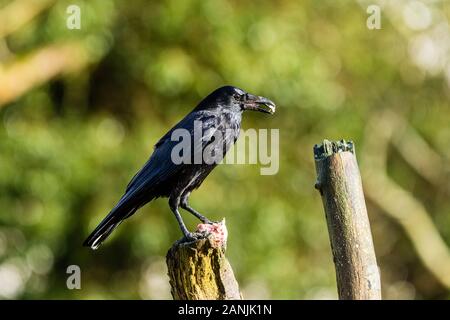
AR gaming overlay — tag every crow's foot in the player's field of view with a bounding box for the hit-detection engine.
[182,232,203,243]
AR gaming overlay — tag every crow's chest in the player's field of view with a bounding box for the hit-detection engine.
[218,111,241,145]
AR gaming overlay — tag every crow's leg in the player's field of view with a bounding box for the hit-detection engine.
[169,195,197,241]
[180,191,213,224]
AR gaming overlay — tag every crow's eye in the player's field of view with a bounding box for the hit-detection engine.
[233,93,242,101]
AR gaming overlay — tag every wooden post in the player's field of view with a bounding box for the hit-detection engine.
[166,221,241,300]
[313,139,381,300]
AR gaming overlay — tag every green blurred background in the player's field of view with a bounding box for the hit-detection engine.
[0,0,449,299]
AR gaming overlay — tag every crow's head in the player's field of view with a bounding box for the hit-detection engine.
[198,86,276,114]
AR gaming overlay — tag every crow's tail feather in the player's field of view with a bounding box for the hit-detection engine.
[83,221,121,250]
[83,205,137,250]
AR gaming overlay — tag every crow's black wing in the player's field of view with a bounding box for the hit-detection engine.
[125,110,219,193]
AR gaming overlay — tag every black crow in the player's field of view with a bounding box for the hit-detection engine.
[84,86,276,249]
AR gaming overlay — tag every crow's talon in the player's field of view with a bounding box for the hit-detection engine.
[183,232,202,242]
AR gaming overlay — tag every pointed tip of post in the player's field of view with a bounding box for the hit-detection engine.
[313,139,355,160]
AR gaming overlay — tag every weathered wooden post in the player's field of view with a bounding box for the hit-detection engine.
[313,139,381,300]
[166,220,241,300]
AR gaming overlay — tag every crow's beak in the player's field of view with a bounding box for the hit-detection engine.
[244,94,276,114]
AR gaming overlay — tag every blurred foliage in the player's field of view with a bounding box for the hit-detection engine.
[0,0,449,299]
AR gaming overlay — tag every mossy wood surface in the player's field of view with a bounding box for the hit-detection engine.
[166,236,241,300]
[314,140,381,300]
